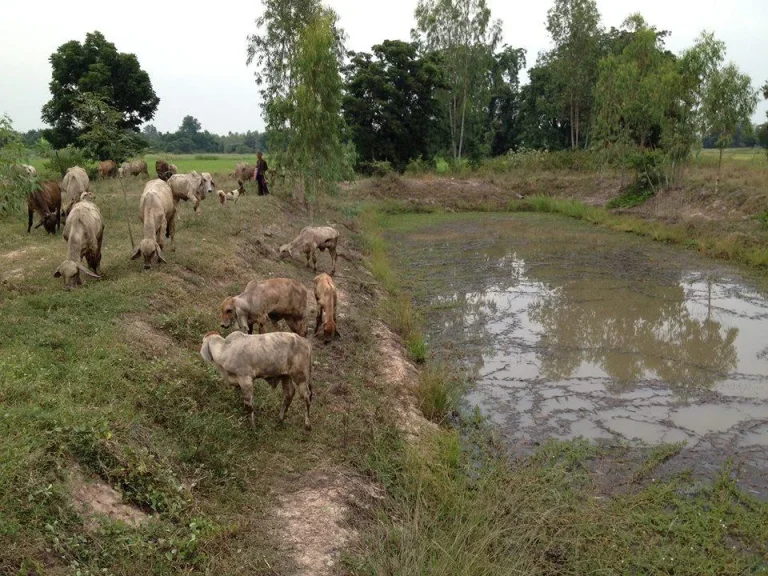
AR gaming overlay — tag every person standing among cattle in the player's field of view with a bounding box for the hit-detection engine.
[254,151,269,196]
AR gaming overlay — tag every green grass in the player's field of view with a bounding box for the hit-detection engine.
[26,153,258,177]
[351,426,768,575]
[0,176,388,574]
[415,365,461,422]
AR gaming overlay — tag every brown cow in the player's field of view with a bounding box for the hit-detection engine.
[98,160,117,179]
[234,162,256,181]
[155,160,172,181]
[27,181,62,234]
[314,273,339,340]
[220,278,308,336]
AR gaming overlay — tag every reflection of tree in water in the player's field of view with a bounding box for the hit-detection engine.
[402,219,739,392]
[529,278,739,390]
[421,251,528,376]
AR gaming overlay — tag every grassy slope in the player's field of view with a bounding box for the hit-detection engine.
[0,175,390,574]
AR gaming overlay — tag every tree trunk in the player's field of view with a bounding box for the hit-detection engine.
[569,96,575,150]
[448,96,457,160]
[716,147,724,194]
[458,76,468,161]
[575,101,580,150]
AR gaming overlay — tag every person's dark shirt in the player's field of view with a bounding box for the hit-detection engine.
[256,157,268,177]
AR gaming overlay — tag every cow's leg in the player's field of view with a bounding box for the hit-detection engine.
[279,376,295,423]
[329,246,337,276]
[311,245,318,272]
[286,316,306,337]
[27,208,33,233]
[304,246,312,269]
[295,373,312,431]
[238,376,255,428]
[56,207,61,233]
[315,301,323,334]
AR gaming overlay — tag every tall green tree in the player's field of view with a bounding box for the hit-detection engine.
[593,15,679,189]
[486,46,527,155]
[179,115,202,135]
[545,0,602,149]
[246,0,344,139]
[343,40,445,170]
[702,62,758,191]
[74,93,147,162]
[289,9,346,218]
[518,60,572,150]
[413,0,502,161]
[42,31,159,149]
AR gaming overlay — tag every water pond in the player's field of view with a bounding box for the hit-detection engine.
[388,212,768,495]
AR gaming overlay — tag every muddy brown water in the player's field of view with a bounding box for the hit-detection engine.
[389,212,768,496]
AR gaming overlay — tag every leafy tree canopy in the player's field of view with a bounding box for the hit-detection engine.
[343,40,445,171]
[42,31,159,149]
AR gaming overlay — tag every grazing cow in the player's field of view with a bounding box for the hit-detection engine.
[54,199,103,289]
[200,331,313,430]
[98,160,117,179]
[234,162,256,181]
[279,226,340,275]
[131,179,176,269]
[27,181,62,234]
[220,277,308,336]
[119,160,149,177]
[167,171,214,214]
[313,273,339,340]
[61,166,90,217]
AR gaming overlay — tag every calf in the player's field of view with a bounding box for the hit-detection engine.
[27,180,61,234]
[313,273,339,340]
[201,331,313,430]
[54,200,103,289]
[131,179,176,269]
[279,226,340,275]
[220,278,308,336]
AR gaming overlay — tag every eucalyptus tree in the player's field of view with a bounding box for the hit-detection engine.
[412,0,502,161]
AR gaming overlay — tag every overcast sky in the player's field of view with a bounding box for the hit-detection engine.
[1,0,766,135]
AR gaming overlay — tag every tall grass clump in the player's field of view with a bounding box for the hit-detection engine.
[416,365,462,422]
[360,208,428,362]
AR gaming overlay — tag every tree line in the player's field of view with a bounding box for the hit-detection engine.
[5,0,768,188]
[340,0,764,185]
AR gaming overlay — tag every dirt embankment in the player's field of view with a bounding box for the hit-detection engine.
[359,170,768,222]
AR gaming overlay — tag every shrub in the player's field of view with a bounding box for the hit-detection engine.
[42,144,94,177]
[357,160,394,177]
[404,155,432,175]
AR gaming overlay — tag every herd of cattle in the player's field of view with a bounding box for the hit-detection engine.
[22,160,342,431]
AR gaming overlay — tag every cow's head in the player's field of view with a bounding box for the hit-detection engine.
[200,172,215,196]
[54,259,100,290]
[131,239,167,270]
[35,212,58,234]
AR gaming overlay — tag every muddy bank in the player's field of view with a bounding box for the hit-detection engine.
[388,211,768,496]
